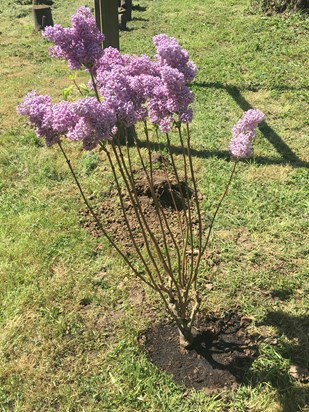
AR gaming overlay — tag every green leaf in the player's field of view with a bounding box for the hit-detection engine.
[79,83,91,94]
[69,72,77,81]
[62,85,74,101]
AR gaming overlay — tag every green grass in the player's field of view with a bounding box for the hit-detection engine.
[0,0,308,411]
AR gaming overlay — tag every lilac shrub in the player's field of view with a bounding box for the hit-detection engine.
[18,7,264,348]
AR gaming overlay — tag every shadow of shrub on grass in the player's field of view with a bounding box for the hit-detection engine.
[252,311,309,412]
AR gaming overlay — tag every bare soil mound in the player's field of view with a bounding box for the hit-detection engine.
[140,311,258,391]
[79,166,202,251]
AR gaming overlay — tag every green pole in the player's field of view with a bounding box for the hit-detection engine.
[94,0,119,50]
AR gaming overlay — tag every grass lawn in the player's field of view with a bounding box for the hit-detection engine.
[0,0,308,411]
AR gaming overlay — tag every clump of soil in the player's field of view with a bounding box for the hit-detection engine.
[79,166,201,250]
[139,311,258,391]
[134,168,193,211]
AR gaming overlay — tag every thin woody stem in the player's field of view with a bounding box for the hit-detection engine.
[165,132,190,288]
[110,140,169,291]
[90,70,101,102]
[115,138,168,276]
[135,125,184,308]
[57,141,151,285]
[185,123,203,283]
[201,161,237,258]
[195,161,238,290]
[187,292,201,329]
[103,144,159,290]
[155,287,194,343]
[142,120,173,274]
[116,133,184,316]
[177,124,195,287]
[155,128,184,241]
[59,141,193,343]
[153,127,183,288]
[118,134,164,281]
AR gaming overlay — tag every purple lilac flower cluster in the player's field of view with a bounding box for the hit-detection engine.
[18,6,196,146]
[17,91,79,146]
[229,109,265,160]
[18,7,263,153]
[18,7,196,144]
[153,34,197,83]
[17,93,116,150]
[68,98,116,150]
[43,7,104,70]
[95,60,149,127]
[93,39,195,131]
[147,66,193,132]
[42,6,196,133]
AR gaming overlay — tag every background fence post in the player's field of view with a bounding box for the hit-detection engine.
[32,0,53,31]
[94,0,135,144]
[94,0,120,50]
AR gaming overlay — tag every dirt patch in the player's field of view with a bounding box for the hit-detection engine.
[79,165,201,251]
[139,311,258,391]
[134,166,193,211]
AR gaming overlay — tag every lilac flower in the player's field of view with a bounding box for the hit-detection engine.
[126,54,159,77]
[67,97,116,150]
[48,101,79,134]
[232,109,265,140]
[147,66,194,132]
[18,25,198,148]
[229,109,265,160]
[229,133,254,160]
[17,91,51,128]
[153,34,196,83]
[17,91,80,146]
[96,65,149,126]
[43,7,104,70]
[91,34,195,131]
[93,50,135,125]
[92,47,127,77]
[17,90,56,145]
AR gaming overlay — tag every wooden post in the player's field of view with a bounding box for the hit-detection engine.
[32,5,53,31]
[126,0,132,22]
[120,0,132,21]
[94,0,135,145]
[94,0,119,50]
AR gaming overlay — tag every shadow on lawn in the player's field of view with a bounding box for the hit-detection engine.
[181,82,309,168]
[137,139,300,168]
[132,4,147,12]
[254,311,309,412]
[131,16,149,22]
